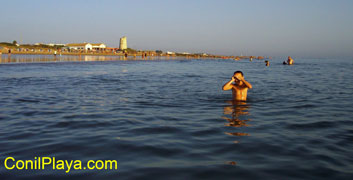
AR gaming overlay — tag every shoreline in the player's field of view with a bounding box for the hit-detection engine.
[0,51,267,61]
[0,45,260,60]
[0,46,269,60]
[0,51,226,59]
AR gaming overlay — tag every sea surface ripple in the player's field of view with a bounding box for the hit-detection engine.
[0,55,353,179]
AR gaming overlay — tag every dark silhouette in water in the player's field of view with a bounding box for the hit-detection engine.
[265,60,270,66]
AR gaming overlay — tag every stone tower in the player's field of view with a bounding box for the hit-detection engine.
[119,36,127,50]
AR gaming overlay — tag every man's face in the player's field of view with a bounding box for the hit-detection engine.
[233,73,243,81]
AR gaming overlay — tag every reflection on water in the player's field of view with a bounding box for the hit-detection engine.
[0,54,130,63]
[222,100,251,166]
[222,100,251,140]
[0,54,198,64]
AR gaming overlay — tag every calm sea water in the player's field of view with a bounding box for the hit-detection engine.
[0,55,353,179]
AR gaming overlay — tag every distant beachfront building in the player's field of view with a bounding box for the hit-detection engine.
[66,43,106,51]
[196,53,208,56]
[92,43,106,51]
[66,43,93,51]
[119,37,127,50]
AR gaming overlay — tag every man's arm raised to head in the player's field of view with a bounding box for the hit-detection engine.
[241,79,252,89]
[222,77,236,91]
[236,76,252,89]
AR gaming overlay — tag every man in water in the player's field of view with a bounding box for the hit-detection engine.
[222,71,252,101]
[287,56,294,65]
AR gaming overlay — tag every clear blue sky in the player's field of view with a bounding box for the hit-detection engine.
[1,0,352,58]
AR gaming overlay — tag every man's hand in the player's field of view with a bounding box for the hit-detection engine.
[231,76,236,82]
[223,76,236,91]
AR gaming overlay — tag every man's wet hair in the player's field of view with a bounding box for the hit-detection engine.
[234,71,244,76]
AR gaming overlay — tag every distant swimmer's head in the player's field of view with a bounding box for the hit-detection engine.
[233,71,244,83]
[265,61,270,66]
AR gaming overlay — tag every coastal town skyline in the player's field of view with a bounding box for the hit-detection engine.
[1,0,353,58]
[0,37,216,57]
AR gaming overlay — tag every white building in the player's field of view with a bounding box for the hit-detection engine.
[91,43,106,51]
[66,43,93,51]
